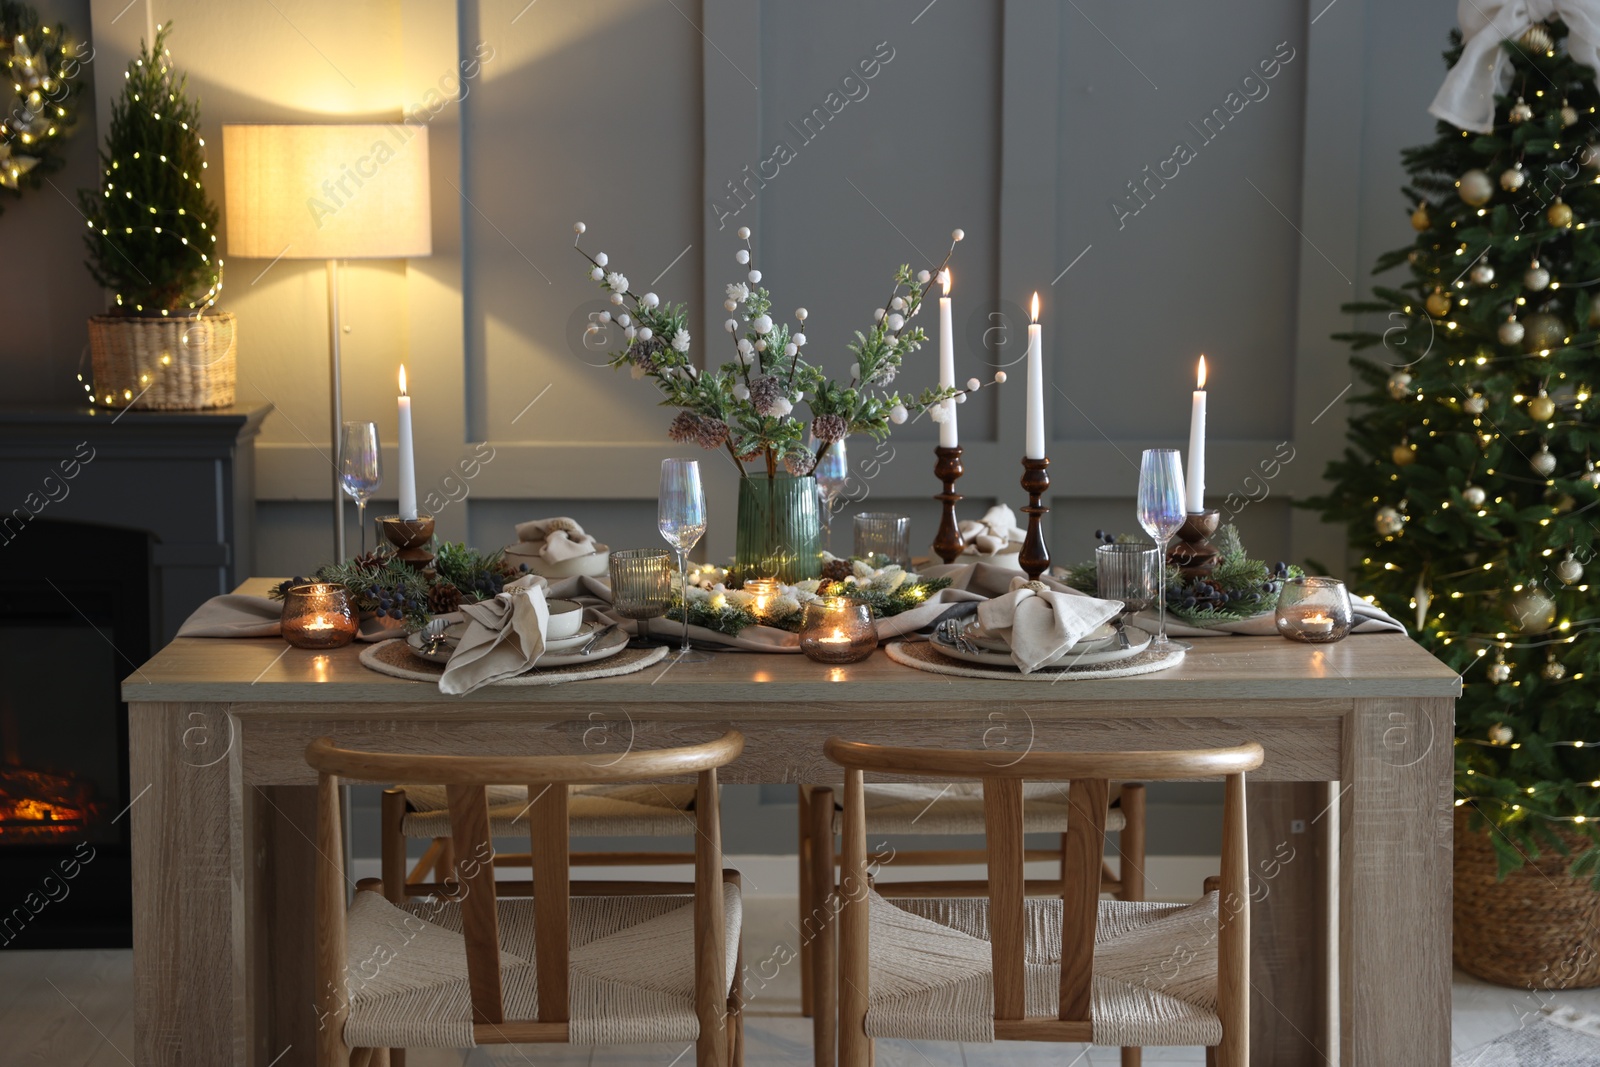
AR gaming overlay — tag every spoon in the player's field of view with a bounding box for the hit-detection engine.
[577,622,620,655]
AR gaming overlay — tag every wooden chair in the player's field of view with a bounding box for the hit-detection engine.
[380,782,699,901]
[796,779,1146,1065]
[305,731,747,1067]
[824,738,1262,1067]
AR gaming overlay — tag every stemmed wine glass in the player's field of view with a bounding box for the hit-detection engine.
[658,458,712,662]
[339,422,382,554]
[1136,448,1187,647]
[812,438,848,551]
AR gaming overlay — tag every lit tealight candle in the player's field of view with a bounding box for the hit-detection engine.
[305,615,335,632]
[743,578,780,620]
[1299,612,1335,634]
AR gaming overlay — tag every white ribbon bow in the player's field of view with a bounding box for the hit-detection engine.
[1431,2,1600,133]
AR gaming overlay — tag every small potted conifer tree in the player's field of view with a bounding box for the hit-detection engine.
[79,22,232,409]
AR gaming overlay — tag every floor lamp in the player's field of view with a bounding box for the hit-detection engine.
[222,124,432,560]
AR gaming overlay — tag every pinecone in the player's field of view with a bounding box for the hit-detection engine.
[821,558,854,582]
[668,411,702,444]
[351,549,387,572]
[783,448,813,476]
[811,413,848,443]
[747,374,785,416]
[427,581,463,614]
[630,337,666,372]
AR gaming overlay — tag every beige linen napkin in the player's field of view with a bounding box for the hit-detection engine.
[506,516,599,566]
[438,574,550,694]
[976,576,1124,674]
[958,504,1026,557]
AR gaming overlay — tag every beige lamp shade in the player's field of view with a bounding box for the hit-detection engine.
[222,124,431,259]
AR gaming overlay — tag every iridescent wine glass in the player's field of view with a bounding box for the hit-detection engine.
[658,458,712,662]
[339,421,382,554]
[1136,448,1187,647]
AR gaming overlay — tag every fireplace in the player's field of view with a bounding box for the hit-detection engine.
[0,518,153,948]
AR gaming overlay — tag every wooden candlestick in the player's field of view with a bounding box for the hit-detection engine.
[1019,456,1051,580]
[932,445,966,564]
[378,514,436,571]
[1169,509,1222,577]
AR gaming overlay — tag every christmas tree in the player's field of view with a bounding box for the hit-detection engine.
[1312,19,1599,882]
[78,22,220,315]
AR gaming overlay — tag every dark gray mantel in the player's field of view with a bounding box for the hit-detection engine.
[0,405,271,643]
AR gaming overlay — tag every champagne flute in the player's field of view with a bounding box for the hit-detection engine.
[658,458,712,661]
[812,438,849,552]
[1136,448,1187,647]
[339,422,382,555]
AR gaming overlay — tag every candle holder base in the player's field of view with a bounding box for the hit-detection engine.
[933,445,965,564]
[1019,456,1051,580]
[378,514,436,571]
[1169,509,1222,578]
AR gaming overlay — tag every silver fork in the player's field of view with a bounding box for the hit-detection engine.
[577,622,619,656]
[420,617,452,655]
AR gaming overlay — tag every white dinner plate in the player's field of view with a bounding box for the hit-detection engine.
[531,626,627,666]
[931,625,1150,669]
[406,620,625,666]
[544,619,607,652]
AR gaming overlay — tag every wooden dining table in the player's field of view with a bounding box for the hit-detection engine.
[122,579,1459,1067]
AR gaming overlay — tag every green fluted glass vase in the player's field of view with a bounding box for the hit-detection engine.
[733,473,822,585]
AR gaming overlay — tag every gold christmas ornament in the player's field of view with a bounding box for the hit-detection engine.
[1529,391,1556,422]
[1510,95,1535,123]
[1463,484,1487,507]
[1458,168,1495,206]
[1392,441,1417,466]
[1562,99,1580,126]
[1586,143,1600,169]
[1410,203,1431,231]
[1375,506,1404,536]
[1487,717,1513,738]
[1510,589,1557,631]
[1465,393,1488,415]
[1500,164,1526,191]
[1522,311,1566,352]
[1499,315,1526,346]
[1586,463,1600,488]
[1387,371,1413,399]
[1425,287,1452,317]
[1543,654,1567,681]
[1520,23,1552,51]
[1470,261,1496,285]
[1548,197,1574,228]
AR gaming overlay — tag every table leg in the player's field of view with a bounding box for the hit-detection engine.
[1340,697,1454,1066]
[130,702,243,1065]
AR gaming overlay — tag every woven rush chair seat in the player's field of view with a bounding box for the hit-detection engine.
[863,890,1221,1048]
[340,884,743,1049]
[397,782,699,839]
[838,782,1129,836]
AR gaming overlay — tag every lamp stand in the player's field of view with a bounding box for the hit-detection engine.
[327,258,345,561]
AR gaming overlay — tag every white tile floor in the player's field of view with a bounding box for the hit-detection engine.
[5,892,1598,1064]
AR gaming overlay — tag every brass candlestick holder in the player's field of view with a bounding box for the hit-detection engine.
[1169,509,1222,577]
[378,514,436,571]
[1018,456,1051,580]
[932,445,965,564]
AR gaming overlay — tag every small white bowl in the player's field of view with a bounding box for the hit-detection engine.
[546,598,584,639]
[508,544,612,579]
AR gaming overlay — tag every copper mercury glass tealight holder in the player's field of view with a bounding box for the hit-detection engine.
[798,596,877,664]
[280,582,358,649]
[1275,576,1354,644]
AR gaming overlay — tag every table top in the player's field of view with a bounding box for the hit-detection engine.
[122,579,1461,706]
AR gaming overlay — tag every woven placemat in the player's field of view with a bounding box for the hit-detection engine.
[885,638,1184,679]
[359,639,668,686]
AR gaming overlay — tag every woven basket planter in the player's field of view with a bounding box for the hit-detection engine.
[1454,808,1600,988]
[87,312,237,410]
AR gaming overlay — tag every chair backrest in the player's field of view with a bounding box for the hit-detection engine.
[823,739,1263,1037]
[304,730,743,1051]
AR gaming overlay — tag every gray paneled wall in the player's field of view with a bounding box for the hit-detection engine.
[27,0,1452,856]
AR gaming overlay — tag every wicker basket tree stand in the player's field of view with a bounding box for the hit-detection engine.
[1453,809,1600,988]
[88,313,236,410]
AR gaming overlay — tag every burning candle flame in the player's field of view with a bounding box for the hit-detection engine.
[1196,355,1207,390]
[1030,292,1040,323]
[941,268,952,296]
[399,364,408,396]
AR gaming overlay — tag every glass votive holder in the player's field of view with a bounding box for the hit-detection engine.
[1095,542,1160,612]
[742,577,781,623]
[799,596,877,664]
[1275,577,1354,644]
[853,512,911,567]
[281,583,358,649]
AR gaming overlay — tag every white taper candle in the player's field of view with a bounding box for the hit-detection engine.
[397,365,418,520]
